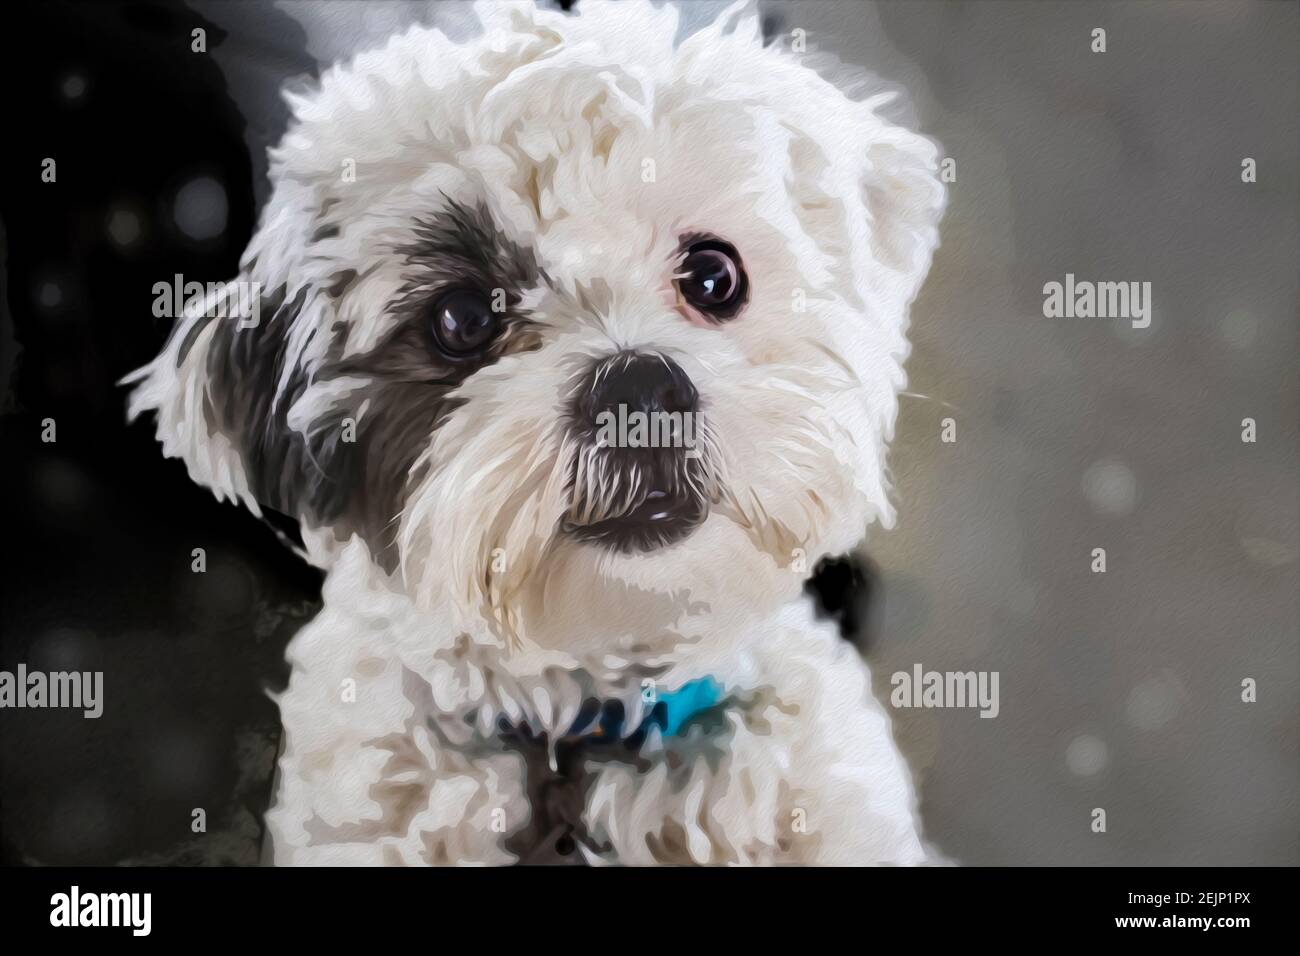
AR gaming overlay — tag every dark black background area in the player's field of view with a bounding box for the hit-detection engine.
[0,0,320,865]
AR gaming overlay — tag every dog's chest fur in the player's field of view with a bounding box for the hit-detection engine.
[435,558,864,864]
[496,717,670,864]
[273,543,871,864]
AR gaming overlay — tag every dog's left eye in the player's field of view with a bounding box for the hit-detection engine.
[429,289,501,358]
[676,239,748,320]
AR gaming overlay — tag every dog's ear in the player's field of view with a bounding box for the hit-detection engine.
[124,274,347,532]
[860,124,947,311]
[779,84,945,324]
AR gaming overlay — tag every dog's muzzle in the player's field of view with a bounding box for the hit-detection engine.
[563,350,713,553]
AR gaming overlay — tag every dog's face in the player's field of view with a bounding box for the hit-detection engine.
[129,1,944,648]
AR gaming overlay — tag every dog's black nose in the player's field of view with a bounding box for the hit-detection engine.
[575,350,698,423]
[565,350,710,553]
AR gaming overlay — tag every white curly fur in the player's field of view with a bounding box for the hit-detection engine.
[127,0,945,865]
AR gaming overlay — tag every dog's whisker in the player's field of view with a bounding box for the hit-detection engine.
[898,390,965,413]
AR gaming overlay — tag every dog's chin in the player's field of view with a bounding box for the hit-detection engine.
[563,489,708,554]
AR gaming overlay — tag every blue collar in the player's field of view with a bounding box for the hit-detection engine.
[579,676,726,743]
[650,676,727,736]
[500,676,727,752]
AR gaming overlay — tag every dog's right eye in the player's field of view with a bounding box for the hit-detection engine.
[429,289,501,359]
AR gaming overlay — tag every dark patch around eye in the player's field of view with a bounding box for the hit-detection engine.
[388,199,545,371]
[198,283,441,571]
[396,199,539,300]
[194,200,543,573]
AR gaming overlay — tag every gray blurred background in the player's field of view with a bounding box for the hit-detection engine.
[2,0,1295,865]
[827,0,1299,865]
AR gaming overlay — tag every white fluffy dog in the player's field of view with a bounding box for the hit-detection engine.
[126,0,945,864]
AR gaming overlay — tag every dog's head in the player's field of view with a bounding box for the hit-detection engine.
[128,0,944,647]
